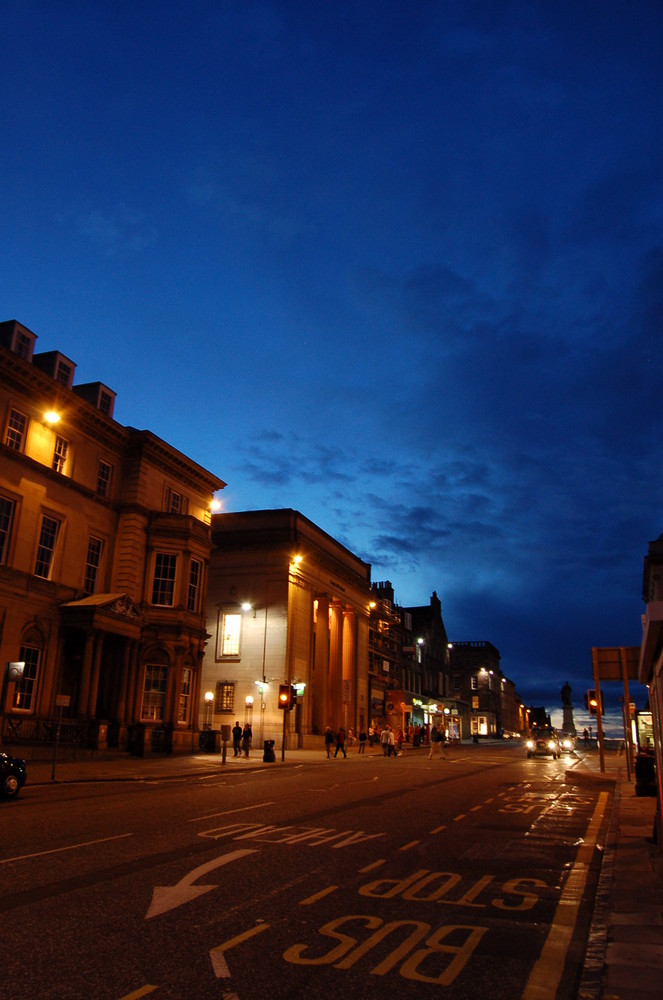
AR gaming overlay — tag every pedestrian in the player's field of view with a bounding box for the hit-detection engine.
[368,726,375,747]
[241,722,252,758]
[583,727,589,747]
[324,727,335,758]
[396,729,404,754]
[334,726,347,758]
[429,724,447,759]
[358,728,367,753]
[232,720,242,757]
[380,726,390,757]
[388,728,396,757]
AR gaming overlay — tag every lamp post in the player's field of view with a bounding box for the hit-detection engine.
[203,690,214,751]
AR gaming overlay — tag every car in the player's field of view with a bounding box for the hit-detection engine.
[526,728,561,759]
[1,751,27,799]
[558,732,576,753]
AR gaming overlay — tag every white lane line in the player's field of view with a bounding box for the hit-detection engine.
[189,801,274,822]
[1,832,133,865]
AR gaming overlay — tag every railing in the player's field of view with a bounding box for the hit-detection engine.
[1,715,90,747]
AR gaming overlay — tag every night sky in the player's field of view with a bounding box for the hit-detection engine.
[3,2,662,729]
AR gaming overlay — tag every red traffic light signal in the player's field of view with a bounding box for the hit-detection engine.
[278,685,290,710]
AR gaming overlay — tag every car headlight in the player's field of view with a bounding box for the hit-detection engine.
[548,741,556,750]
[526,740,535,749]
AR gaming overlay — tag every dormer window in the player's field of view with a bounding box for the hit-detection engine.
[55,359,72,386]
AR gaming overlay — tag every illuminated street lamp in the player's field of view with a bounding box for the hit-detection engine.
[203,690,214,730]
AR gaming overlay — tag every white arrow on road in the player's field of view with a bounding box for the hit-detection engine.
[146,848,257,919]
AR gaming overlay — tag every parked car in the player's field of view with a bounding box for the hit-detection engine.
[559,733,577,753]
[526,728,561,759]
[1,751,27,799]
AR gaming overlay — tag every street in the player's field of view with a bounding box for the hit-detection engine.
[1,744,609,999]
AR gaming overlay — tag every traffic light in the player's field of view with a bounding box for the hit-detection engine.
[278,685,290,710]
[585,689,603,716]
[289,685,298,710]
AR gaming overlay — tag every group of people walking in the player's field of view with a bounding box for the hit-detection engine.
[324,722,449,758]
[232,721,253,758]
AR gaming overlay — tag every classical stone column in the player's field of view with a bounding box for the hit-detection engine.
[329,602,343,725]
[312,595,330,732]
[342,609,357,730]
[77,629,96,719]
[87,632,105,718]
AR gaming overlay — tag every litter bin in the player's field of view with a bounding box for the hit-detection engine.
[263,739,276,763]
[635,751,657,796]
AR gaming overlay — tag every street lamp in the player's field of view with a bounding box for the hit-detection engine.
[203,690,214,730]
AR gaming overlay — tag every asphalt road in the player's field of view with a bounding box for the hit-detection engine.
[1,744,609,999]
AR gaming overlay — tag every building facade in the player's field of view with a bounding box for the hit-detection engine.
[0,319,224,755]
[201,509,372,751]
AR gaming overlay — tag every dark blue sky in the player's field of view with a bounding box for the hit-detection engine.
[3,1,662,722]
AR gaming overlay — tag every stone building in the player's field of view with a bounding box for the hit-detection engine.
[0,319,224,755]
[201,509,372,751]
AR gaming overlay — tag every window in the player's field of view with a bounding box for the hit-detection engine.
[178,668,192,723]
[98,390,113,416]
[5,409,27,451]
[55,359,72,386]
[214,681,235,714]
[0,495,15,565]
[13,646,40,712]
[96,460,112,498]
[217,612,241,658]
[187,558,202,612]
[471,675,478,691]
[141,665,168,721]
[151,552,177,605]
[52,435,69,474]
[84,536,104,595]
[15,331,33,361]
[165,487,188,515]
[34,515,60,578]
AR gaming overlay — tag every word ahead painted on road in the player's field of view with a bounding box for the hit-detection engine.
[200,822,385,849]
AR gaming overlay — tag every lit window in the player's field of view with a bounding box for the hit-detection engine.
[187,558,202,612]
[5,409,27,451]
[214,681,235,713]
[13,646,40,712]
[52,436,69,474]
[471,675,478,690]
[84,536,104,595]
[34,515,60,578]
[141,665,168,721]
[96,460,112,498]
[151,553,177,605]
[178,668,192,723]
[217,612,241,658]
[0,495,15,565]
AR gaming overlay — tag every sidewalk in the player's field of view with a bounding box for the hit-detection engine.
[9,743,663,999]
[569,748,662,1000]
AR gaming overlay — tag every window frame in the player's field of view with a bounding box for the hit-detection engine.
[52,435,69,474]
[216,610,242,659]
[178,667,192,724]
[13,646,40,713]
[96,459,112,498]
[34,513,60,579]
[141,664,168,721]
[214,681,235,714]
[151,552,178,606]
[187,557,202,612]
[0,494,16,565]
[84,535,104,596]
[5,408,27,452]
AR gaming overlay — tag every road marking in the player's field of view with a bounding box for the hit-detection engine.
[188,802,274,822]
[118,987,158,999]
[300,886,339,905]
[522,791,609,1000]
[399,840,421,851]
[359,859,386,872]
[453,814,466,822]
[146,849,257,919]
[470,805,482,812]
[0,833,132,865]
[209,924,271,978]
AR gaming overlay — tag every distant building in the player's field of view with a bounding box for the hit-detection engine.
[201,509,372,750]
[0,319,224,755]
[448,640,525,737]
[638,533,663,841]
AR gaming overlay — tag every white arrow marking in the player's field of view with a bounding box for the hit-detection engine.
[146,848,257,919]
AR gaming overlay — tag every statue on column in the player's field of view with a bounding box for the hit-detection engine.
[561,680,576,735]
